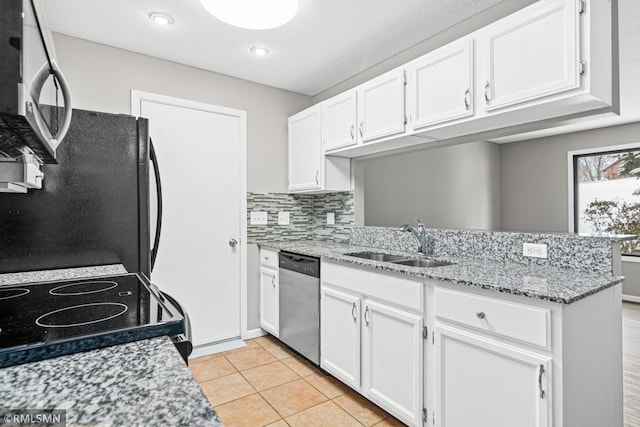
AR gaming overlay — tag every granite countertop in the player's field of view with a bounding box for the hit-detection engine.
[0,264,129,286]
[0,336,222,427]
[262,240,625,304]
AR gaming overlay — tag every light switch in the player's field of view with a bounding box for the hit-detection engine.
[250,211,268,225]
[278,212,290,225]
[327,212,335,225]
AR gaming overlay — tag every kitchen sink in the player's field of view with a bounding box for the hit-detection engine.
[345,252,454,268]
[392,259,453,268]
[345,252,409,262]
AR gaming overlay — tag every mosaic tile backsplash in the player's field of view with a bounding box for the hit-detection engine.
[247,192,354,244]
[350,226,626,275]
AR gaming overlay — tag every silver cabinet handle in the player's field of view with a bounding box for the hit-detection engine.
[476,310,485,320]
[359,121,364,137]
[484,81,491,104]
[538,364,546,399]
[228,239,238,247]
[464,88,471,110]
[271,276,276,287]
[351,302,357,323]
[364,306,370,326]
[315,171,319,185]
[350,124,355,140]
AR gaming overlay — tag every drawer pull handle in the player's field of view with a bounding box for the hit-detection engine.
[271,277,276,287]
[538,364,546,399]
[476,311,486,320]
[364,306,370,326]
[351,302,357,323]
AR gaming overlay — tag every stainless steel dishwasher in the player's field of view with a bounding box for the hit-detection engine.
[278,251,320,365]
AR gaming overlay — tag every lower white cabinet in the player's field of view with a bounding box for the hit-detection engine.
[434,323,551,427]
[320,262,424,427]
[320,285,361,389]
[259,249,279,336]
[362,300,423,426]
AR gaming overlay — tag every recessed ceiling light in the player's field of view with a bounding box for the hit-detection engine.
[200,0,298,30]
[250,46,269,56]
[148,12,174,26]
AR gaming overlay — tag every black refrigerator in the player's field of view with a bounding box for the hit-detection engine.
[0,109,153,275]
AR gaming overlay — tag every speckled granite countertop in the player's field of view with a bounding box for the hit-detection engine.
[0,336,222,427]
[0,264,128,286]
[262,240,624,304]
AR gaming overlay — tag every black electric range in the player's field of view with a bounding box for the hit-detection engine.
[0,273,185,368]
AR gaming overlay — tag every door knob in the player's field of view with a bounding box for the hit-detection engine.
[228,239,238,247]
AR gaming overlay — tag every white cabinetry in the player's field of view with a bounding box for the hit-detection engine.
[321,262,424,427]
[481,0,579,112]
[434,325,550,427]
[322,90,357,151]
[259,249,279,336]
[407,38,475,130]
[357,69,406,143]
[288,106,350,193]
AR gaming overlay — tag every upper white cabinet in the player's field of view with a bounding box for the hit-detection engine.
[290,0,614,160]
[357,69,406,142]
[481,0,579,112]
[322,90,358,151]
[288,105,350,193]
[407,38,475,130]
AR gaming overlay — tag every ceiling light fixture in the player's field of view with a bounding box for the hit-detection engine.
[148,12,174,26]
[199,0,298,30]
[250,46,269,56]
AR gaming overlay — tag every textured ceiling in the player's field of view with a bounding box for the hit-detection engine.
[44,0,506,96]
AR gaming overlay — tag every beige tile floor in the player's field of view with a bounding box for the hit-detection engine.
[189,335,405,427]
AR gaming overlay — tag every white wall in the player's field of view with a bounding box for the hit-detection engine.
[53,33,312,194]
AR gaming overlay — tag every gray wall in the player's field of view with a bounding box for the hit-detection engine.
[53,33,312,194]
[362,141,500,230]
[52,34,312,332]
[500,122,640,297]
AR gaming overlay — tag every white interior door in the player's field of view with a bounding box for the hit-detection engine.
[132,92,245,347]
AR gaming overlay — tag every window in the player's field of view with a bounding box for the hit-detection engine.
[572,146,640,256]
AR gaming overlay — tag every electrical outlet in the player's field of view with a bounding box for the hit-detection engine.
[250,211,268,225]
[278,212,290,225]
[523,243,548,259]
[326,212,335,225]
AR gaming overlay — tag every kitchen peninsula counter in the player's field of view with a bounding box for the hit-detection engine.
[0,336,222,427]
[262,238,626,304]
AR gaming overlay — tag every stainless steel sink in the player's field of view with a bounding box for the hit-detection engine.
[345,252,454,268]
[345,252,408,262]
[392,259,453,268]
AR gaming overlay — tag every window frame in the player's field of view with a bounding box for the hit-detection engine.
[568,142,640,261]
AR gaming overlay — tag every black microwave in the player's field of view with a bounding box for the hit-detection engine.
[0,0,72,164]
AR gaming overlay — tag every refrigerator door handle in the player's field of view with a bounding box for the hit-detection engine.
[150,138,163,272]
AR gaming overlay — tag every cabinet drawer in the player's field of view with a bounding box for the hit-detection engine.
[260,249,279,268]
[434,287,549,347]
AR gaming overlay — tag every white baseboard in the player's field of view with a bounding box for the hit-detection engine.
[244,328,267,340]
[622,294,640,303]
[189,338,246,359]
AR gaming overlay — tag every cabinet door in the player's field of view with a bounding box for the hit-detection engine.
[288,106,322,191]
[320,285,361,390]
[482,0,579,112]
[259,267,278,337]
[408,38,474,130]
[362,299,423,427]
[357,69,405,142]
[434,324,551,427]
[322,90,357,152]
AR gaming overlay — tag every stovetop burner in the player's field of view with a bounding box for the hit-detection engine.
[35,302,129,328]
[0,288,30,301]
[0,273,184,363]
[49,280,119,296]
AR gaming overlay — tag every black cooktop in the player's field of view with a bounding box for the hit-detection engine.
[0,273,183,367]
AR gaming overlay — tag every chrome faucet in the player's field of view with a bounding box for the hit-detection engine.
[401,218,429,256]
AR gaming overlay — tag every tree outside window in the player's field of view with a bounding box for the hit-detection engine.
[575,148,640,256]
